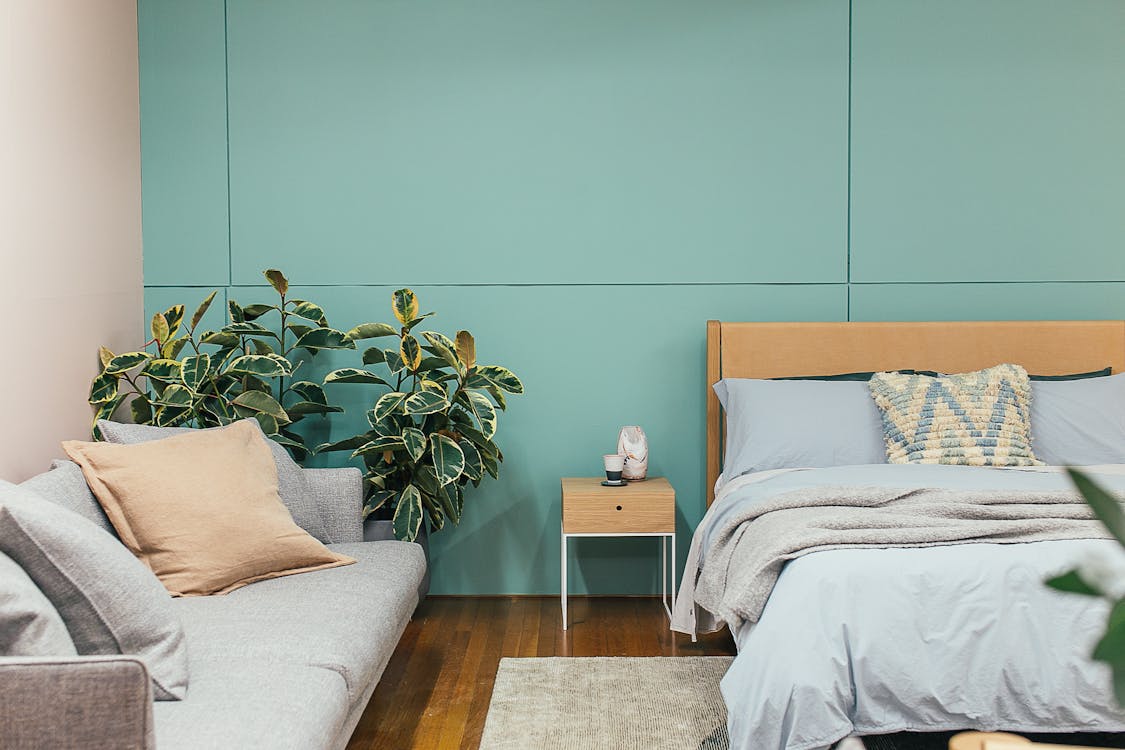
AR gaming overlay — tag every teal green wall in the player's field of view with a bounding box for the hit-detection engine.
[139,0,1125,594]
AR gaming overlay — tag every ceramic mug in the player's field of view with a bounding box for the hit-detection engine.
[603,454,626,482]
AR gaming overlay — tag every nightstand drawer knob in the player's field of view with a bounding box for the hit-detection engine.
[616,505,622,511]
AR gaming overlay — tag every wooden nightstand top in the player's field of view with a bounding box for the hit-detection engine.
[561,477,675,534]
[560,476,674,500]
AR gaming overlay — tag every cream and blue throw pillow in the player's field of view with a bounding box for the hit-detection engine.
[868,363,1041,466]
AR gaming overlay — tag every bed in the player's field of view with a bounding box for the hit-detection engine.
[674,320,1125,750]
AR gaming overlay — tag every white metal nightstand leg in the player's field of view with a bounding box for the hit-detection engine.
[561,530,568,630]
[661,533,677,621]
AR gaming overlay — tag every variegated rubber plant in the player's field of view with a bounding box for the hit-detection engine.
[88,269,353,461]
[318,288,523,542]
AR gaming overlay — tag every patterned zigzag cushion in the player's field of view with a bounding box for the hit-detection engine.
[868,363,1041,466]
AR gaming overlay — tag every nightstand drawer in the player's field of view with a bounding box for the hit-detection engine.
[563,494,674,533]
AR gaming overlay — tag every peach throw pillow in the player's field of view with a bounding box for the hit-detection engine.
[63,420,354,596]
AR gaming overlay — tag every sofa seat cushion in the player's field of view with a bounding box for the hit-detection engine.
[153,657,350,750]
[172,540,425,704]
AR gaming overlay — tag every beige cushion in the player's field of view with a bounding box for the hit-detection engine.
[868,363,1041,466]
[63,421,354,597]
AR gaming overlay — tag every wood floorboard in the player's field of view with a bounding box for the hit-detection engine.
[346,596,735,750]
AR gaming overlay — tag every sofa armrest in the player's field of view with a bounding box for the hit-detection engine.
[304,466,364,543]
[0,655,155,750]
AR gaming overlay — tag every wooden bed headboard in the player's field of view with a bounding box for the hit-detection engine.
[705,320,1125,506]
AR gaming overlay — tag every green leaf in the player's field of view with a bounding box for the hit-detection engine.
[180,354,212,391]
[459,390,497,438]
[164,338,189,360]
[1093,599,1125,705]
[289,300,327,324]
[89,372,119,404]
[455,330,476,370]
[190,290,219,330]
[362,347,386,365]
[421,331,460,370]
[1046,569,1103,597]
[142,358,183,382]
[253,412,279,436]
[323,368,390,386]
[153,383,193,407]
[264,269,289,295]
[1068,468,1125,548]
[222,321,280,340]
[372,391,409,422]
[294,327,354,351]
[363,490,396,519]
[393,485,423,541]
[402,428,427,461]
[384,348,405,374]
[130,395,153,424]
[352,435,406,456]
[200,330,240,348]
[347,322,397,341]
[286,323,313,340]
[431,434,465,486]
[199,395,234,423]
[425,495,446,532]
[155,405,192,427]
[227,354,292,378]
[414,465,441,496]
[249,338,274,356]
[105,352,151,375]
[228,300,245,324]
[162,305,185,338]
[151,313,170,345]
[480,449,499,479]
[286,401,344,417]
[289,380,328,404]
[458,438,482,481]
[231,390,290,423]
[315,435,372,454]
[241,303,275,321]
[392,289,419,326]
[404,390,448,416]
[468,365,524,394]
[93,393,126,422]
[400,336,423,371]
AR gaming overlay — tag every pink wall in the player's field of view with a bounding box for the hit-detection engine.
[0,1,143,481]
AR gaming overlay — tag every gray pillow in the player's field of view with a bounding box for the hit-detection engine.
[0,550,77,656]
[714,378,887,483]
[97,418,331,543]
[0,481,188,700]
[1031,372,1125,465]
[21,459,115,536]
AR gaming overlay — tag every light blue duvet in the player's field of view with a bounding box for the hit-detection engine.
[690,465,1125,750]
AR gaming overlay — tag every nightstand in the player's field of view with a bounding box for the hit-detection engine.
[560,477,676,630]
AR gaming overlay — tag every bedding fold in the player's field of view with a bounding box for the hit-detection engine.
[673,482,1110,637]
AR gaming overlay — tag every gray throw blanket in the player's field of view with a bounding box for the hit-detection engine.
[672,485,1109,637]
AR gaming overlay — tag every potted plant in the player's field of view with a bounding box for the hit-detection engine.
[318,288,523,542]
[88,269,352,462]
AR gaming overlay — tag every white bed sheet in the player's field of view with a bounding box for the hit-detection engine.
[707,464,1125,750]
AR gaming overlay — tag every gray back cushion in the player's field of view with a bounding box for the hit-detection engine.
[0,550,77,656]
[1031,372,1125,465]
[21,459,115,536]
[0,481,188,700]
[97,419,331,543]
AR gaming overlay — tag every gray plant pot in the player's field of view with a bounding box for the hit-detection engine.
[363,518,431,601]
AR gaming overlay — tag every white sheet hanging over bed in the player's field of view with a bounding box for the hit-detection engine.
[677,464,1125,750]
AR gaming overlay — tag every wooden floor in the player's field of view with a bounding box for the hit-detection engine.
[345,596,736,750]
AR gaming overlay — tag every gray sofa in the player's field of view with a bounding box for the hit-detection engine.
[0,461,426,750]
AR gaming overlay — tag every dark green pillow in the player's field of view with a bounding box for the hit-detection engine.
[773,367,1111,382]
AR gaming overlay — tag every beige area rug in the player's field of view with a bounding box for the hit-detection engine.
[479,656,734,750]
